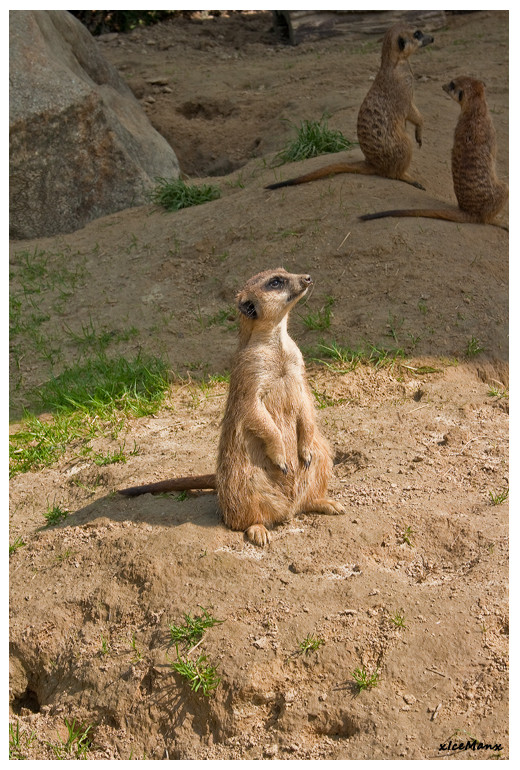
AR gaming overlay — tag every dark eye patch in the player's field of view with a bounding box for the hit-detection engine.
[458,89,464,102]
[266,276,285,290]
[398,36,406,51]
[413,30,423,40]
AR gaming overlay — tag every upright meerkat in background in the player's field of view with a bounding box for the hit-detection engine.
[120,268,344,546]
[360,77,508,228]
[265,24,434,191]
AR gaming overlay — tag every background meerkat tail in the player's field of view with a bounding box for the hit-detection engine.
[119,473,217,496]
[266,162,369,190]
[359,208,468,223]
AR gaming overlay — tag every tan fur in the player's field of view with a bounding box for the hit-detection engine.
[360,77,508,228]
[120,269,344,546]
[266,24,433,191]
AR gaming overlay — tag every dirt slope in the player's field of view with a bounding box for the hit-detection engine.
[9,11,508,760]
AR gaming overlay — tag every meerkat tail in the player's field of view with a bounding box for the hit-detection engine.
[118,473,217,497]
[359,208,469,223]
[265,161,370,190]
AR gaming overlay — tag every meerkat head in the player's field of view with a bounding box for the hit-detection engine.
[443,77,486,109]
[237,268,312,326]
[383,25,434,64]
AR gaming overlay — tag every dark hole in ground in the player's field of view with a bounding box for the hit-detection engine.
[12,686,40,715]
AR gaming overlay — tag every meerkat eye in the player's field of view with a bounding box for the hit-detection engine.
[458,89,464,102]
[398,36,406,51]
[266,276,284,290]
[413,30,422,40]
[449,81,455,91]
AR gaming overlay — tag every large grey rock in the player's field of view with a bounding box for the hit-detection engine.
[9,10,180,239]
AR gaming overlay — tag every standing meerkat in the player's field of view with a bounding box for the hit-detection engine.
[120,268,344,546]
[359,77,508,228]
[265,24,433,191]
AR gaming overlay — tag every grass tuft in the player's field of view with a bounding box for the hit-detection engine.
[43,504,69,527]
[170,647,221,696]
[274,114,356,165]
[9,721,36,759]
[9,536,26,556]
[465,336,485,358]
[169,607,223,649]
[488,384,508,399]
[47,718,93,759]
[302,296,335,331]
[489,488,508,505]
[151,177,221,211]
[389,609,407,629]
[298,634,324,654]
[352,666,380,692]
[400,525,414,547]
[168,608,223,696]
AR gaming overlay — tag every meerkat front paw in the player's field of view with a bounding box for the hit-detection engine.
[268,451,288,475]
[299,448,313,469]
[246,524,271,546]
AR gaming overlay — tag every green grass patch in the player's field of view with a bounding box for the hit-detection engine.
[301,296,334,331]
[168,608,223,696]
[151,177,221,211]
[389,609,407,630]
[400,525,415,547]
[9,353,171,477]
[170,647,221,696]
[298,634,324,654]
[10,412,95,477]
[488,385,508,399]
[91,440,140,466]
[352,666,380,693]
[62,318,139,354]
[35,353,170,416]
[43,504,70,527]
[489,488,508,505]
[312,388,347,410]
[465,336,485,358]
[274,114,356,165]
[47,718,93,760]
[9,536,26,556]
[169,608,224,650]
[308,339,406,372]
[9,721,36,760]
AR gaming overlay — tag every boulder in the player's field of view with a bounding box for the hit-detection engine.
[9,10,180,239]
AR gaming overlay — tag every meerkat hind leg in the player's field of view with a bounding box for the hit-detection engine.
[303,498,345,516]
[246,524,271,546]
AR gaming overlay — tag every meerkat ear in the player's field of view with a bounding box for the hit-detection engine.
[238,299,258,319]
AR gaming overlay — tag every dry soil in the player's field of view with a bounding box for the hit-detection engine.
[9,10,508,760]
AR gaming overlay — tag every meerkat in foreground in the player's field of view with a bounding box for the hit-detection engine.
[360,77,508,228]
[265,24,433,192]
[120,268,344,546]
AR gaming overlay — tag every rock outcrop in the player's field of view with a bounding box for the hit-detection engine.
[9,10,180,239]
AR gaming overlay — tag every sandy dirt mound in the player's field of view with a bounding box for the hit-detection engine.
[9,11,508,760]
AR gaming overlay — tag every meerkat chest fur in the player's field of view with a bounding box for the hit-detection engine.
[255,318,307,409]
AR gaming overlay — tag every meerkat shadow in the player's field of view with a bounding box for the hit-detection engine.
[54,488,223,532]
